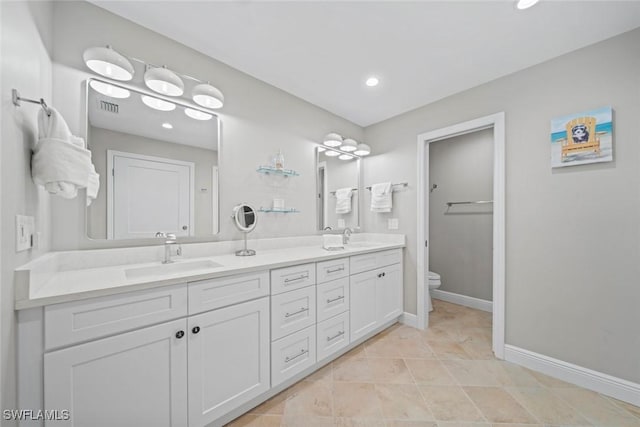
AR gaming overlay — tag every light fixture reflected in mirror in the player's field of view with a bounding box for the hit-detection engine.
[341,138,358,152]
[354,143,371,156]
[185,108,213,121]
[83,45,134,81]
[325,150,340,157]
[89,80,130,99]
[317,146,326,152]
[141,95,176,111]
[192,83,224,109]
[338,154,353,160]
[324,133,343,148]
[144,66,184,96]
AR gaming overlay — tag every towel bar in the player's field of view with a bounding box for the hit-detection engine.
[11,89,51,117]
[365,182,408,191]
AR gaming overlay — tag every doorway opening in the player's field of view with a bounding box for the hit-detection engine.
[416,112,505,359]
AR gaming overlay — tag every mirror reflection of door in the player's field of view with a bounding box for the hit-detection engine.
[108,151,194,239]
[238,206,256,229]
[315,148,359,231]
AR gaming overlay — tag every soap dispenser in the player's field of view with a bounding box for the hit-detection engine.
[274,149,284,170]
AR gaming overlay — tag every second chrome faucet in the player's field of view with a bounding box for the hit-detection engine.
[155,232,182,264]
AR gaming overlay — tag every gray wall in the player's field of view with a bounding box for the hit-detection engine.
[429,129,493,301]
[87,127,218,239]
[363,28,640,383]
[0,0,53,418]
[49,1,363,250]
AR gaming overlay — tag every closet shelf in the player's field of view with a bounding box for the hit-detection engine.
[256,166,299,177]
[258,207,300,213]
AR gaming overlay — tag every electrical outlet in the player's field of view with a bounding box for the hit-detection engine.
[388,218,399,230]
[16,215,35,252]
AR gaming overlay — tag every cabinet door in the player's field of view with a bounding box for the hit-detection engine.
[44,319,188,427]
[188,297,270,427]
[376,263,403,323]
[349,270,378,341]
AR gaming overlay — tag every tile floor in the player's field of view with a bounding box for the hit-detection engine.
[227,299,640,427]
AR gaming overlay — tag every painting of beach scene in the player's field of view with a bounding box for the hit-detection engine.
[551,106,613,168]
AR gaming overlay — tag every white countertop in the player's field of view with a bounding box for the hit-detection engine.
[15,234,405,310]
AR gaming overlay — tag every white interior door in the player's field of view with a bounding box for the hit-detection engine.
[108,150,194,239]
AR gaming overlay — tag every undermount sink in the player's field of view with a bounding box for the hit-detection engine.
[125,259,223,279]
[346,241,379,248]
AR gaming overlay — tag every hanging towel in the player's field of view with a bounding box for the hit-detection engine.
[33,108,100,206]
[335,187,353,214]
[370,182,392,213]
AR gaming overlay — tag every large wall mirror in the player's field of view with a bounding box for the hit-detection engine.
[85,78,220,240]
[316,147,360,231]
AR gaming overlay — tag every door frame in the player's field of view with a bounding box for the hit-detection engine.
[416,112,506,359]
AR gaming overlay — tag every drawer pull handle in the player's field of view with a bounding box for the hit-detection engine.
[326,266,345,274]
[285,348,308,363]
[284,274,309,283]
[326,330,345,342]
[284,307,309,318]
[326,295,345,304]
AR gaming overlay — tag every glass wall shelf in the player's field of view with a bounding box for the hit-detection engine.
[258,207,300,213]
[256,166,300,177]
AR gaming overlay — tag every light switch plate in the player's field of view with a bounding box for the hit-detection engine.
[16,215,35,252]
[388,218,399,230]
[337,219,346,228]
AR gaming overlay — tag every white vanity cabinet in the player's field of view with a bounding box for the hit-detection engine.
[349,249,403,341]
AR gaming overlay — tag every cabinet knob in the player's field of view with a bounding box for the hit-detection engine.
[192,326,201,334]
[377,273,382,278]
[175,330,185,339]
[382,272,386,277]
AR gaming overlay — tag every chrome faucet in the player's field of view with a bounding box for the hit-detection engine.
[342,227,353,245]
[155,232,180,264]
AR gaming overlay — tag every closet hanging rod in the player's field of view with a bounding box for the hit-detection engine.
[365,182,408,191]
[446,200,493,207]
[12,89,52,117]
[329,188,358,196]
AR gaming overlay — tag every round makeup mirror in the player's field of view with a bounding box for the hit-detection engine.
[232,204,257,256]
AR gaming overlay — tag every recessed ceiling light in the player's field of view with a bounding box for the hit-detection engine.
[141,95,176,111]
[516,0,539,9]
[365,77,379,87]
[162,123,173,129]
[325,150,340,157]
[185,108,213,121]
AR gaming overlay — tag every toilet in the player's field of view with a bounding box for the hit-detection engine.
[428,271,442,312]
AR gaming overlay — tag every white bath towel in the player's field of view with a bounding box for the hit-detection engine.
[335,187,353,214]
[370,182,392,213]
[33,108,100,205]
[322,234,344,251]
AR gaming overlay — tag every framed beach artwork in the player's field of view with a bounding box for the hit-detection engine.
[550,106,613,168]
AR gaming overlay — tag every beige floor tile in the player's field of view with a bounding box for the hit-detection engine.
[333,382,383,418]
[304,362,333,383]
[606,397,640,419]
[463,386,537,424]
[436,423,491,427]
[442,360,503,386]
[375,383,435,421]
[249,392,288,415]
[525,369,577,388]
[405,359,457,385]
[281,415,334,427]
[226,413,283,427]
[505,387,590,425]
[488,424,542,427]
[365,336,405,358]
[552,388,640,426]
[386,421,438,427]
[421,326,456,342]
[333,357,373,382]
[368,358,414,384]
[284,381,333,417]
[394,337,437,358]
[496,363,542,387]
[339,345,367,359]
[429,341,472,360]
[418,385,485,422]
[334,417,386,427]
[458,341,495,360]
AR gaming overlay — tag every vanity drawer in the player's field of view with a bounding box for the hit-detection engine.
[316,277,350,322]
[188,271,269,315]
[350,248,402,275]
[271,286,316,340]
[316,257,349,284]
[271,325,316,387]
[271,263,316,295]
[316,312,350,362]
[45,284,188,350]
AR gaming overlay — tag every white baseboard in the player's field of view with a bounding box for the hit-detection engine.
[505,344,640,407]
[431,289,493,313]
[400,312,418,328]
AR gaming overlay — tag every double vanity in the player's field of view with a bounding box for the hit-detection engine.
[15,234,404,427]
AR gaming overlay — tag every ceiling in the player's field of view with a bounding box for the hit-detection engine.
[90,1,640,127]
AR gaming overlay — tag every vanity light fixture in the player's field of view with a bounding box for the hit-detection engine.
[338,154,353,161]
[323,132,343,148]
[162,123,173,129]
[516,0,539,9]
[83,45,134,81]
[192,83,224,109]
[144,65,184,96]
[141,95,176,111]
[324,150,340,157]
[341,138,358,152]
[89,80,131,99]
[354,143,371,156]
[365,77,379,87]
[185,108,213,121]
